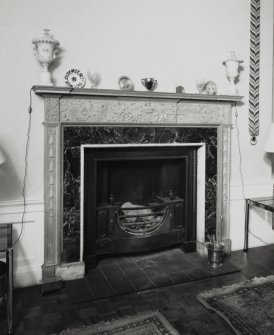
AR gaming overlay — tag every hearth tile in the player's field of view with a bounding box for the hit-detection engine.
[100,264,130,284]
[90,285,116,299]
[65,279,95,304]
[161,262,184,274]
[111,282,136,295]
[167,250,204,263]
[115,259,140,272]
[130,277,156,291]
[116,255,136,266]
[168,271,192,284]
[159,257,194,271]
[121,268,150,284]
[149,274,174,287]
[142,265,166,277]
[184,268,208,280]
[176,252,206,266]
[135,258,158,269]
[86,274,109,288]
[115,255,135,264]
[85,268,103,277]
[202,260,240,277]
[98,256,117,266]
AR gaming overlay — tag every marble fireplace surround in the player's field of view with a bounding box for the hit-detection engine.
[34,86,242,285]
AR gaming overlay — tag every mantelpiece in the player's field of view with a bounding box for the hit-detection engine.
[33,86,242,290]
[34,85,242,102]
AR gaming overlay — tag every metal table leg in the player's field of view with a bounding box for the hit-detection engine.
[6,248,13,334]
[244,199,250,252]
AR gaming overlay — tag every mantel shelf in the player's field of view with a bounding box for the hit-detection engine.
[33,85,243,103]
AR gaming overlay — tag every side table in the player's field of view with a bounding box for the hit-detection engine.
[244,197,274,251]
[0,224,14,334]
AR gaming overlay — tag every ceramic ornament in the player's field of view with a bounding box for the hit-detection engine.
[32,29,60,86]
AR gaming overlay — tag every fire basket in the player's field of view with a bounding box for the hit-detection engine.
[117,200,168,235]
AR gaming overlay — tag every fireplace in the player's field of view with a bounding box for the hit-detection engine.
[33,86,242,287]
[83,144,197,268]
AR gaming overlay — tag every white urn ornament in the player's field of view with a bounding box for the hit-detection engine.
[222,51,243,95]
[32,29,60,86]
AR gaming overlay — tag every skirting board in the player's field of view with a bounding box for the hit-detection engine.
[230,179,273,200]
[14,267,42,288]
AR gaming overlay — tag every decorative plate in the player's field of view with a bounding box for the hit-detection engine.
[64,69,86,88]
[203,81,217,95]
[118,76,134,91]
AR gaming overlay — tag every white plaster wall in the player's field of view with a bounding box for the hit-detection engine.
[0,0,273,286]
[229,0,274,250]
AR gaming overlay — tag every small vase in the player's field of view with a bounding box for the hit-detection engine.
[141,78,157,91]
[222,51,243,95]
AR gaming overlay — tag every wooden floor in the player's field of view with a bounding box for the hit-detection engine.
[1,245,274,335]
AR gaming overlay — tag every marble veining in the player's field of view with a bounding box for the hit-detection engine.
[63,126,217,262]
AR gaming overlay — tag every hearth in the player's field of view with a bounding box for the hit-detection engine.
[83,145,197,268]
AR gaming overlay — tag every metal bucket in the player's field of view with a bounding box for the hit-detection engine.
[207,244,224,268]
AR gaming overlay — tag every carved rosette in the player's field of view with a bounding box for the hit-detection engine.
[45,98,60,122]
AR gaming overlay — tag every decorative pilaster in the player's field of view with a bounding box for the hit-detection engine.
[42,97,62,291]
[221,125,232,251]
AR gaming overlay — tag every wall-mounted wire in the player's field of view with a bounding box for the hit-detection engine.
[13,87,33,247]
[234,103,271,246]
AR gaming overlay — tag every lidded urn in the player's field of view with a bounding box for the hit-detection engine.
[222,51,243,95]
[32,29,60,86]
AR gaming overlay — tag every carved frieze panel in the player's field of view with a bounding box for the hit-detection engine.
[176,102,231,125]
[60,99,177,124]
[60,98,232,125]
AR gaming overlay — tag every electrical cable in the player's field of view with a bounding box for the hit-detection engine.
[58,87,74,103]
[12,86,75,247]
[234,103,272,245]
[13,87,33,247]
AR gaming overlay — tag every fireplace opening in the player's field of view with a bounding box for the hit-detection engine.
[83,145,198,268]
